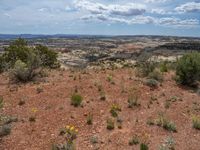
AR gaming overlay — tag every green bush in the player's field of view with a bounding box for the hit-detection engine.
[137,60,157,77]
[86,113,93,125]
[1,38,59,73]
[128,95,140,108]
[107,118,114,130]
[110,104,121,117]
[35,45,59,68]
[159,136,175,150]
[136,53,157,77]
[192,115,200,130]
[145,79,159,88]
[10,50,41,82]
[129,135,139,145]
[11,60,31,82]
[176,52,200,86]
[156,114,177,132]
[3,38,31,68]
[140,143,149,150]
[0,96,4,109]
[0,56,4,73]
[0,38,59,82]
[160,61,168,72]
[163,120,177,132]
[148,69,163,82]
[71,93,83,107]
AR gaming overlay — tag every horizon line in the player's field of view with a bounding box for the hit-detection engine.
[0,33,200,39]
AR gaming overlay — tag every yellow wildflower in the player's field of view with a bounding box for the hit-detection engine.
[70,126,75,131]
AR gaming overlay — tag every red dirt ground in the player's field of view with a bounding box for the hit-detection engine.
[0,68,200,150]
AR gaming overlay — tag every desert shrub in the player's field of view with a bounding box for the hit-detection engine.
[129,135,139,145]
[35,45,59,68]
[110,104,121,117]
[0,38,57,82]
[0,124,11,137]
[107,74,115,84]
[116,117,123,129]
[54,125,78,150]
[52,144,75,150]
[1,38,59,79]
[100,91,106,101]
[90,135,99,144]
[163,121,177,132]
[86,113,93,125]
[140,143,149,150]
[192,115,200,130]
[136,53,157,77]
[145,79,159,88]
[159,136,175,150]
[128,95,140,108]
[29,116,36,122]
[164,100,171,109]
[1,116,17,125]
[148,69,163,82]
[156,114,177,132]
[10,50,41,82]
[0,96,4,109]
[146,118,155,126]
[3,38,30,67]
[137,61,157,77]
[71,93,83,107]
[0,55,5,73]
[3,39,58,69]
[107,118,115,130]
[11,60,31,82]
[65,125,78,142]
[176,52,200,86]
[160,61,168,72]
[18,99,25,106]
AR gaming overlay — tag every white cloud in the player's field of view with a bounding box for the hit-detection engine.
[74,0,146,16]
[130,16,155,24]
[81,14,199,28]
[74,0,107,14]
[75,0,199,28]
[158,17,199,28]
[151,8,170,15]
[175,2,200,13]
[145,0,169,3]
[108,4,146,16]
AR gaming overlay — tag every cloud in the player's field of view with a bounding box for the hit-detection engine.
[74,0,107,14]
[38,8,47,12]
[108,4,146,16]
[3,13,11,18]
[158,17,199,28]
[74,0,146,16]
[145,0,169,3]
[150,8,171,15]
[130,16,155,24]
[0,0,199,35]
[175,2,200,13]
[81,14,199,28]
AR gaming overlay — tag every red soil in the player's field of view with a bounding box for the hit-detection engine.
[0,68,199,150]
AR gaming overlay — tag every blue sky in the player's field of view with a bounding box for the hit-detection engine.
[0,0,200,36]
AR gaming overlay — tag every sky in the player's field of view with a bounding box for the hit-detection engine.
[0,0,200,37]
